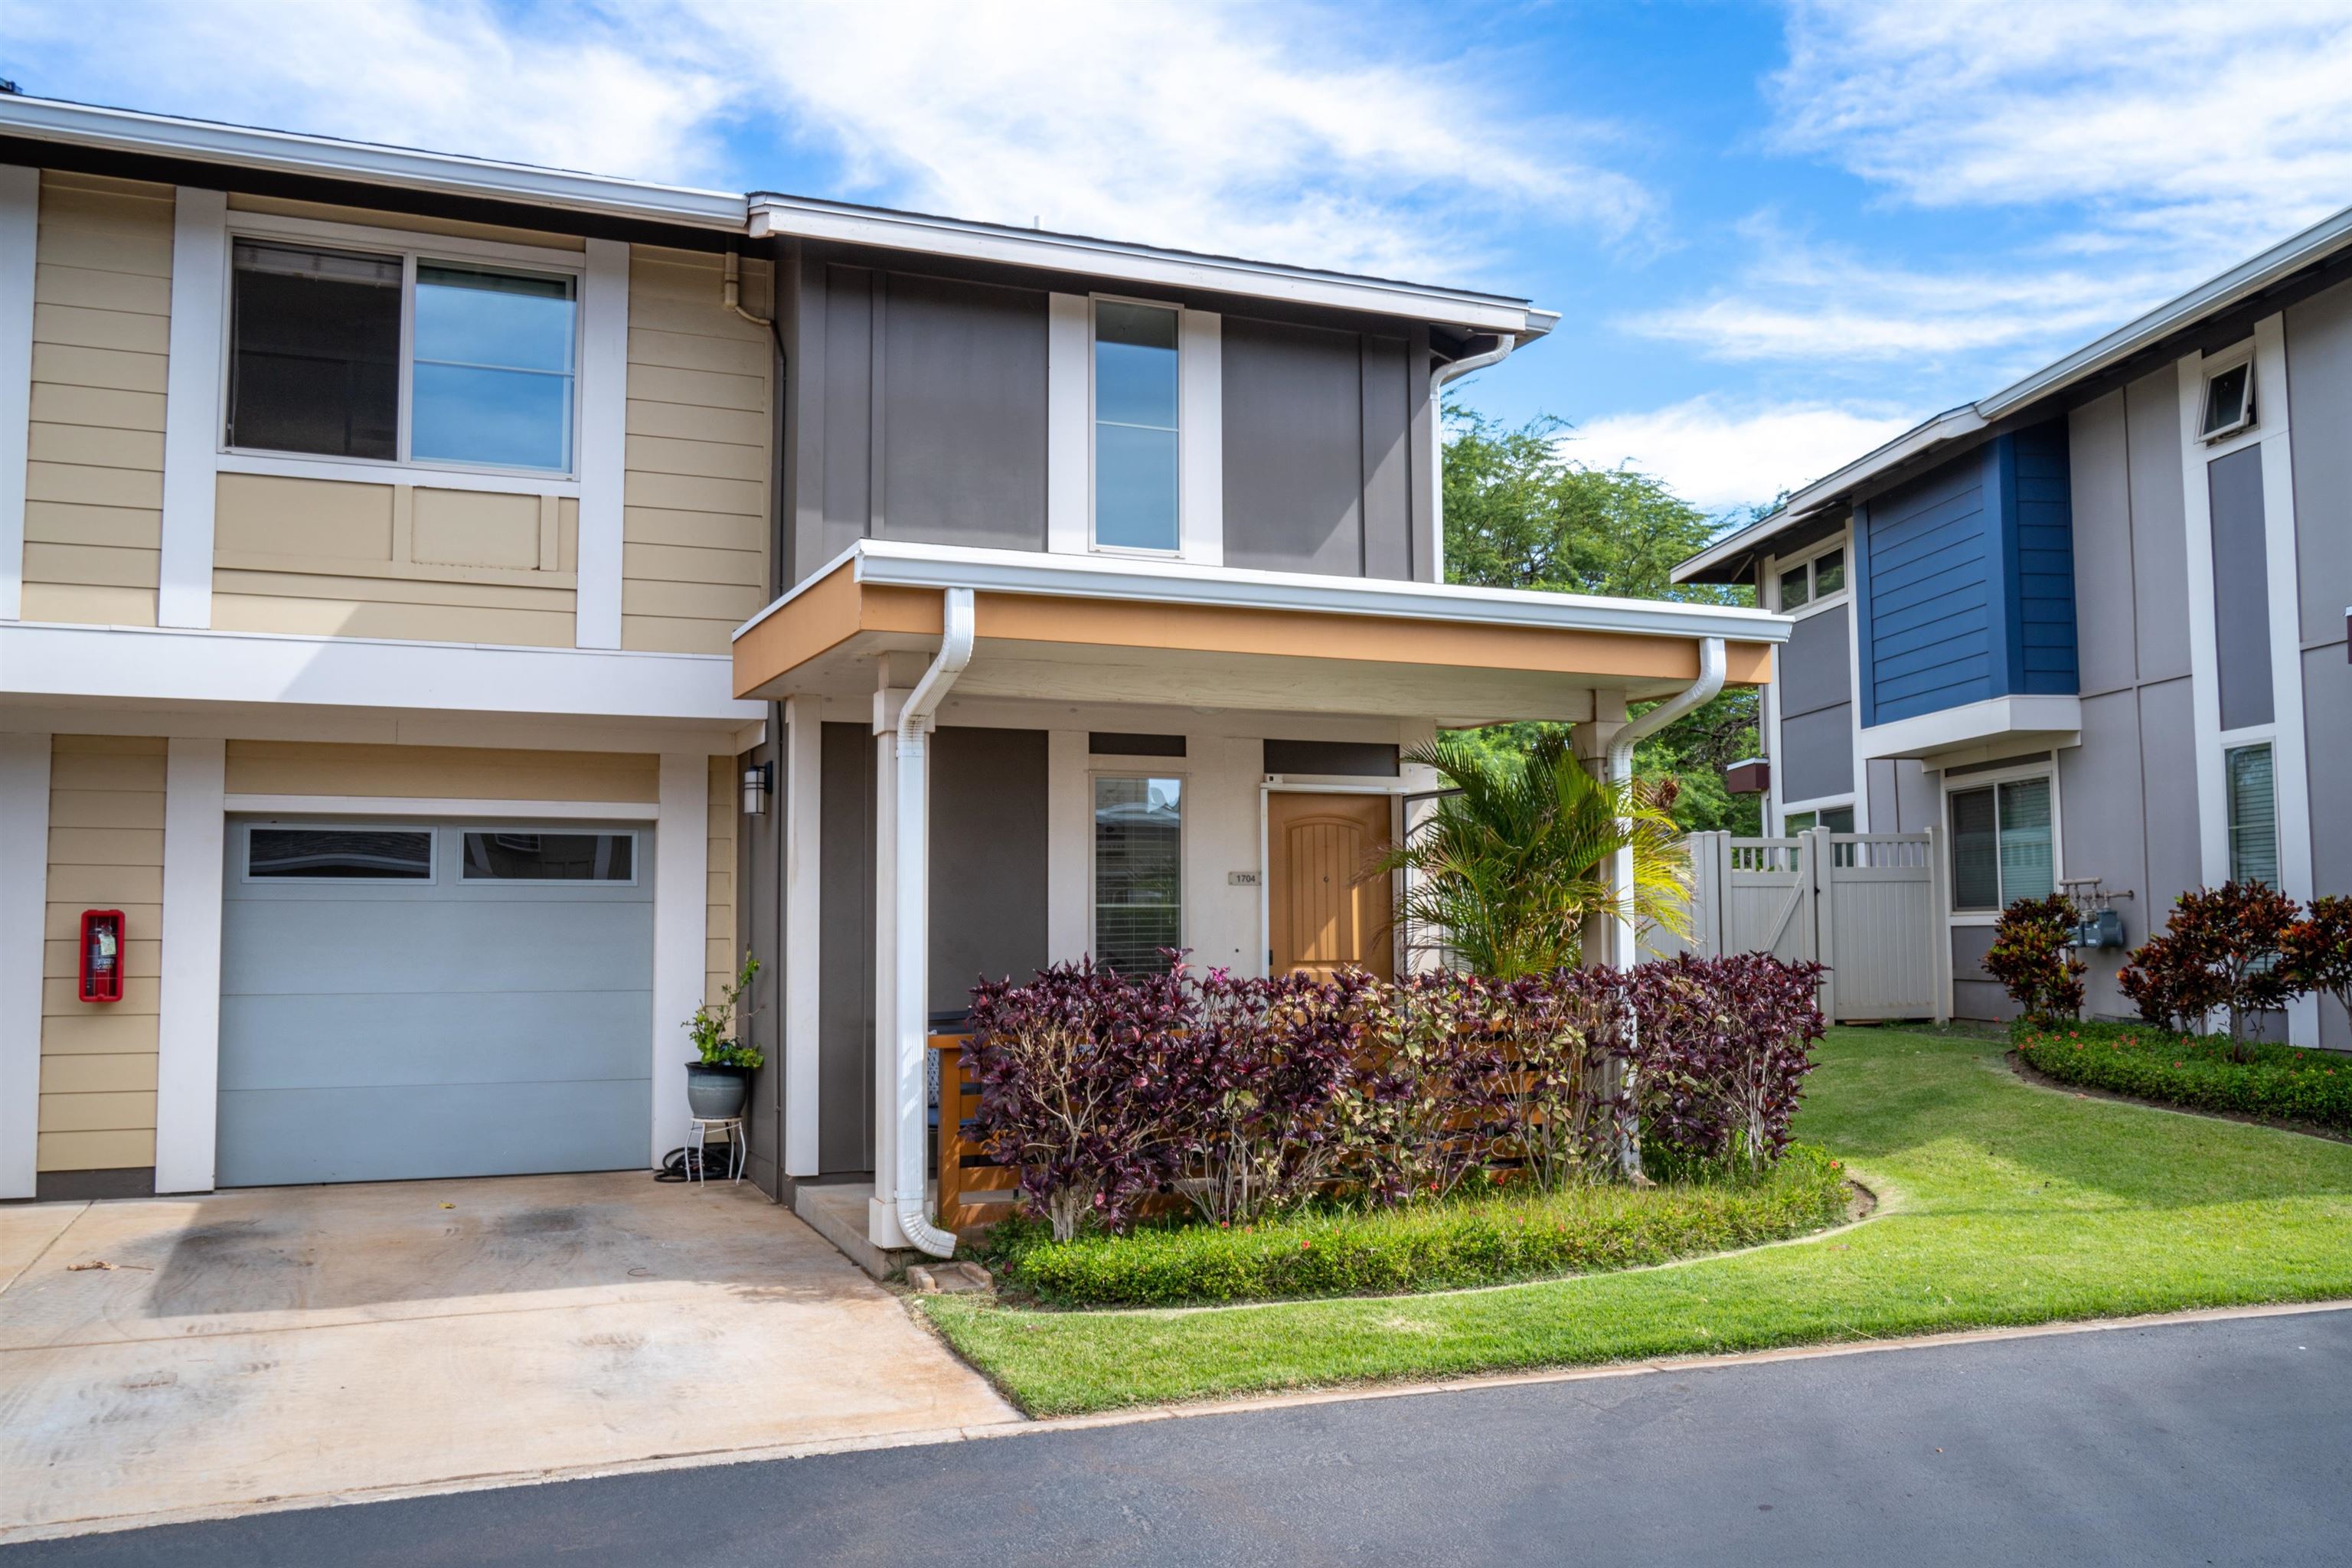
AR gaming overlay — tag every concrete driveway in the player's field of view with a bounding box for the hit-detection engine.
[0,1172,1017,1541]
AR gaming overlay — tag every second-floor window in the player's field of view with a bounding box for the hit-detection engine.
[1093,300,1180,552]
[227,240,579,474]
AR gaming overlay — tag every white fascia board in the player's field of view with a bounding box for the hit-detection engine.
[739,540,1792,647]
[0,621,763,722]
[1858,694,2082,763]
[0,95,746,230]
[749,196,1540,335]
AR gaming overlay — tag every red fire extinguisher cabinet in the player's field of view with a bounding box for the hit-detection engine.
[79,910,124,1004]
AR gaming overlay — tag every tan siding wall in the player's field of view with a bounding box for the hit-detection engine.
[21,174,173,628]
[224,741,659,802]
[622,248,773,655]
[705,756,738,1005]
[39,737,165,1172]
[212,473,579,645]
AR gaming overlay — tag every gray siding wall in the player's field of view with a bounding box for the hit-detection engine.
[1220,316,1434,581]
[790,264,1050,583]
[1776,603,1854,803]
[2287,277,2352,1049]
[1865,758,1939,833]
[818,720,876,1174]
[2205,444,2275,730]
[929,727,1050,1013]
[739,731,783,1196]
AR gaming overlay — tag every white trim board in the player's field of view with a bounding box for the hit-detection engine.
[0,732,48,1199]
[1858,695,2083,763]
[575,239,629,649]
[0,165,35,625]
[223,795,658,820]
[153,737,226,1194]
[650,754,707,1167]
[158,187,227,630]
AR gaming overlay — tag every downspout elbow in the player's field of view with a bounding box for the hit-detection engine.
[893,588,975,1259]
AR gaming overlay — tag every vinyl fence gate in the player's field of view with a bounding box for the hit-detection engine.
[1658,829,1950,1024]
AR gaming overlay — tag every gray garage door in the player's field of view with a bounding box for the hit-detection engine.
[218,818,655,1187]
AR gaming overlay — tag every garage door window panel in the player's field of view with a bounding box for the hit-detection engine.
[246,826,434,881]
[462,831,635,883]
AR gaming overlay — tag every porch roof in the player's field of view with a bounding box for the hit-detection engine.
[732,543,1785,726]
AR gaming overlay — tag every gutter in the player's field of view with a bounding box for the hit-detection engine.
[890,587,975,1259]
[1426,335,1518,582]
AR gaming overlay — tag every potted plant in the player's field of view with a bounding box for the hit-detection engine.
[683,951,763,1119]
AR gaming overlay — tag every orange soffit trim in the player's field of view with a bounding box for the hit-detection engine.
[732,568,942,697]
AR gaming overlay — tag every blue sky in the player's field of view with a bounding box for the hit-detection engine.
[11,0,2352,516]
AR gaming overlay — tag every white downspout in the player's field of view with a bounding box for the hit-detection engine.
[1602,635,1726,1179]
[1429,335,1515,584]
[893,586,975,1259]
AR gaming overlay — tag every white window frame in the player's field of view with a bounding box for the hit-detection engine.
[239,819,439,886]
[1087,292,1186,560]
[2197,344,2257,444]
[456,826,642,887]
[1766,533,1851,618]
[1779,800,1856,836]
[216,211,590,490]
[1086,766,1188,969]
[2221,740,2279,887]
[1940,759,2062,924]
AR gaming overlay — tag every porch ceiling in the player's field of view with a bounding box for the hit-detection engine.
[733,542,1785,725]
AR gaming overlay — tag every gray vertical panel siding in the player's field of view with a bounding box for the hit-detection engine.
[880,276,1048,552]
[818,721,876,1174]
[2287,278,2352,645]
[820,266,874,560]
[1892,760,1939,834]
[2069,390,2138,695]
[929,726,1049,1014]
[1949,923,2015,1021]
[2138,676,2203,922]
[2206,445,2275,731]
[1222,317,1364,574]
[2305,651,2352,1050]
[2062,691,2149,1018]
[1779,703,1854,802]
[2124,367,2191,682]
[1779,604,1852,718]
[740,734,783,1195]
[1361,335,1413,581]
[1406,328,1436,581]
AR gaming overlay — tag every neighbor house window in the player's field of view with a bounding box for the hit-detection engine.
[228,240,579,473]
[2200,359,2255,442]
[247,827,433,880]
[1774,543,1846,611]
[1093,300,1180,551]
[1785,805,1854,835]
[460,831,634,882]
[1093,776,1182,972]
[2226,743,2278,887]
[1950,776,2054,912]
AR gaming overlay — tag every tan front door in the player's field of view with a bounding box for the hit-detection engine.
[1268,792,1396,980]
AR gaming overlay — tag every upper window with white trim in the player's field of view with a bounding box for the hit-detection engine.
[227,240,579,475]
[1093,299,1181,553]
[2198,356,2255,443]
[1773,541,1846,612]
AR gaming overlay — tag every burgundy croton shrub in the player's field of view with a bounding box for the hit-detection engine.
[2118,881,2303,1050]
[1982,894,2089,1022]
[965,952,1828,1240]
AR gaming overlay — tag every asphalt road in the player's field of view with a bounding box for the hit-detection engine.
[13,1308,2350,1567]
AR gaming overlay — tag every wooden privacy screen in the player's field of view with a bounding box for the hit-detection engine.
[929,1036,1021,1234]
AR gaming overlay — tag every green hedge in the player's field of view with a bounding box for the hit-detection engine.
[2013,1020,2352,1133]
[982,1147,1854,1308]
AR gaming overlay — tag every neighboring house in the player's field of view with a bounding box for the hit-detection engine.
[1675,206,2352,1049]
[0,96,1788,1258]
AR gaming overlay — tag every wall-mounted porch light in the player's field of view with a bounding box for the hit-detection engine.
[741,760,774,816]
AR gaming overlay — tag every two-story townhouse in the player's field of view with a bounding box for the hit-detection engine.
[0,95,1790,1259]
[1675,203,2352,1050]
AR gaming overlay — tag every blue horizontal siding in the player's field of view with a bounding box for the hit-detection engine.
[1854,418,2076,728]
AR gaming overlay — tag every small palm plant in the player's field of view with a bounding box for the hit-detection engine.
[1374,733,1690,978]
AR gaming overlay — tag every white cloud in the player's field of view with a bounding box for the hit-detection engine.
[1567,396,1919,513]
[2,0,1651,284]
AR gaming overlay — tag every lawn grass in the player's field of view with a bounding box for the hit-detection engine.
[921,1024,2352,1416]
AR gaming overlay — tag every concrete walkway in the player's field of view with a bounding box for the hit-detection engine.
[0,1172,1017,1540]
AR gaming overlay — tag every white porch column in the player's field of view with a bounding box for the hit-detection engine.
[651,753,708,1165]
[154,737,224,1193]
[1572,695,1628,968]
[868,658,920,1249]
[0,732,50,1198]
[781,697,822,1178]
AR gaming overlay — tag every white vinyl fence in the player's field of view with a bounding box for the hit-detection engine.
[1653,828,1949,1024]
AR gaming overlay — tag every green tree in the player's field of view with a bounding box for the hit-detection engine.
[1442,407,1763,835]
[1374,732,1690,978]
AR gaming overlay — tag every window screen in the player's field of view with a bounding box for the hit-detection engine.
[411,265,577,471]
[1950,787,1999,910]
[1093,776,1181,973]
[2226,744,2278,887]
[227,242,401,459]
[1094,302,1180,551]
[248,827,432,880]
[461,831,634,881]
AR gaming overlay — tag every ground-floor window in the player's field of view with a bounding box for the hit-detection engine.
[1093,776,1182,973]
[1784,805,1854,835]
[1949,775,2053,911]
[2225,742,2278,887]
